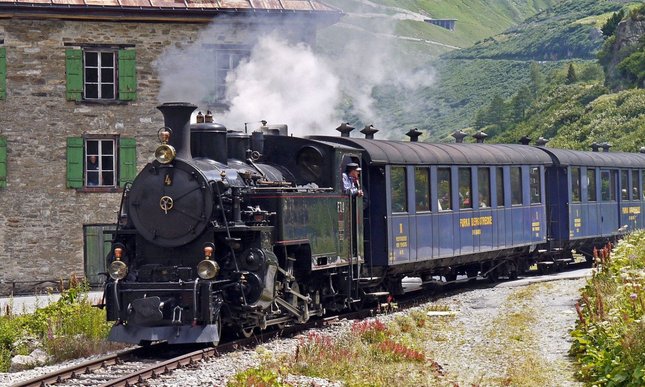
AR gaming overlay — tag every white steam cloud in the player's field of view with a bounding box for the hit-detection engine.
[156,9,437,138]
[222,36,341,137]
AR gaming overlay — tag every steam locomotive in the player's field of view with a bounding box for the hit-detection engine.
[103,102,645,345]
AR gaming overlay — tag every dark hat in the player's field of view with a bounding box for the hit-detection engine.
[346,162,361,171]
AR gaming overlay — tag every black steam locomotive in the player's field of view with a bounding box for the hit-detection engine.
[103,102,645,345]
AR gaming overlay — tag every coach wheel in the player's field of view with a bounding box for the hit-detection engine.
[487,269,499,283]
[466,268,478,282]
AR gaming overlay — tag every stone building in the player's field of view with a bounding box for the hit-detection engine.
[0,0,341,294]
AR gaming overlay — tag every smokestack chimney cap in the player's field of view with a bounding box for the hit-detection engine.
[336,122,355,137]
[473,131,488,143]
[405,128,423,142]
[519,135,531,145]
[361,124,379,139]
[452,130,467,143]
[536,136,549,146]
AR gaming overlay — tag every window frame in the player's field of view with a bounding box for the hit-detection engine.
[85,137,117,188]
[458,167,472,210]
[390,166,408,213]
[571,167,581,203]
[437,167,452,211]
[414,167,430,212]
[511,167,523,206]
[203,44,251,106]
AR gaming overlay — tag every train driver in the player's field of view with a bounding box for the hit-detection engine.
[343,163,364,197]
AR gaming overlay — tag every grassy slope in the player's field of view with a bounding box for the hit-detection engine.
[317,0,639,141]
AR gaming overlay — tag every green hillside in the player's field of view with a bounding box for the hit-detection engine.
[316,0,640,141]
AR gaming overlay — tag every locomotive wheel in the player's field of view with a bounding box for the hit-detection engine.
[238,326,255,338]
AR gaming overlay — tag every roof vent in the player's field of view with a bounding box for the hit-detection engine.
[361,124,379,139]
[452,130,467,143]
[406,128,422,142]
[591,142,600,152]
[336,123,355,137]
[536,137,549,146]
[640,147,645,154]
[473,131,488,144]
[519,135,531,145]
[601,142,612,152]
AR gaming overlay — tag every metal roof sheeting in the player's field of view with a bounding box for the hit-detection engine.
[0,0,340,13]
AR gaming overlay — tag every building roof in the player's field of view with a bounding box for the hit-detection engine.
[0,0,342,21]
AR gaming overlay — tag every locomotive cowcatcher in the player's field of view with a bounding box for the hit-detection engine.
[103,102,366,344]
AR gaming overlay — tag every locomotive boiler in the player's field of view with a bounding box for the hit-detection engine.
[104,102,365,344]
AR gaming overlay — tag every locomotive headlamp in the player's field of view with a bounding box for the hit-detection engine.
[197,259,219,280]
[109,260,128,280]
[155,144,176,164]
[114,247,123,259]
[204,245,214,258]
[155,127,176,164]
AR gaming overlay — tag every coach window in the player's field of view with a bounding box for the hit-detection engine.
[621,170,629,200]
[571,167,581,202]
[530,167,541,204]
[496,167,505,207]
[459,168,472,209]
[587,169,597,202]
[511,167,522,205]
[642,170,645,200]
[414,167,430,212]
[478,168,491,208]
[391,167,408,213]
[631,170,640,201]
[438,168,452,211]
[601,170,616,201]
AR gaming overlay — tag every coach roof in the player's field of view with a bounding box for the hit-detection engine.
[538,147,645,168]
[308,136,554,166]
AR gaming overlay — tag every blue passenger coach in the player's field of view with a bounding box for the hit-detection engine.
[311,136,554,287]
[540,148,645,260]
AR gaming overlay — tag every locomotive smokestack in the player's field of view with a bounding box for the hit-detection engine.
[157,102,197,160]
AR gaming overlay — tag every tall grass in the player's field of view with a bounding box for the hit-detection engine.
[570,232,645,386]
[230,306,454,386]
[0,277,121,371]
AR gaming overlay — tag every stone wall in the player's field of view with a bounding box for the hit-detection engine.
[0,16,317,294]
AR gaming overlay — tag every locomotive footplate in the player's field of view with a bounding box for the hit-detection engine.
[105,280,226,345]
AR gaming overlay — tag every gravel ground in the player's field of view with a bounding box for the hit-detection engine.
[0,271,589,387]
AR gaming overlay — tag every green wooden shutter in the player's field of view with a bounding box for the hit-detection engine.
[65,49,83,101]
[67,137,84,188]
[0,47,6,100]
[119,137,136,187]
[0,137,7,188]
[118,49,136,101]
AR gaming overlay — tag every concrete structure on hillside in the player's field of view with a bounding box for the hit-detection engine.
[0,0,341,295]
[424,18,457,31]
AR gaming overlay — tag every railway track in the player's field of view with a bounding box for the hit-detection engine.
[11,313,366,387]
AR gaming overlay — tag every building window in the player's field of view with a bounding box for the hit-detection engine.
[66,48,136,102]
[66,136,137,190]
[205,45,250,104]
[85,139,115,186]
[0,46,6,100]
[84,51,115,100]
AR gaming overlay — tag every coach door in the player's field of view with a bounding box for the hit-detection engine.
[600,169,620,236]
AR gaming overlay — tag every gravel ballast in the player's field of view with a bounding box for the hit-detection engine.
[0,271,588,386]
